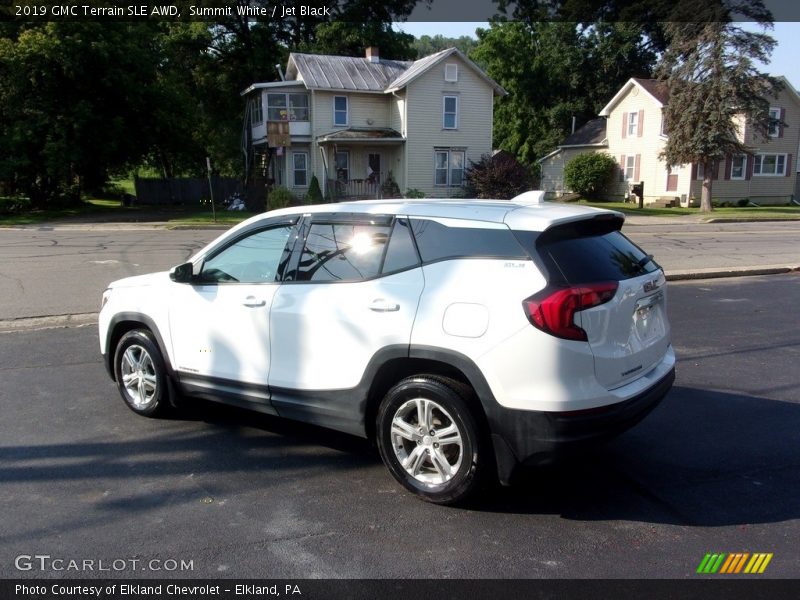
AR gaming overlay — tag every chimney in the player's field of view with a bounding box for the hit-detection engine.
[366,47,380,63]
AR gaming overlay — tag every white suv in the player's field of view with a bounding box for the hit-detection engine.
[99,193,675,504]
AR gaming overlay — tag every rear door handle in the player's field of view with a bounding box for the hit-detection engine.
[369,299,400,312]
[243,296,266,307]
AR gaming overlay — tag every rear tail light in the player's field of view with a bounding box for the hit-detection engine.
[522,282,618,341]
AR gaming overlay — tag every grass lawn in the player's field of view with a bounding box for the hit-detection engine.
[576,200,800,220]
[0,196,255,227]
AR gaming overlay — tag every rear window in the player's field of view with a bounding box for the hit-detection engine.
[514,218,659,284]
[410,218,526,262]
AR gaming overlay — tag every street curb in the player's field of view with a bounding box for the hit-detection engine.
[0,312,98,333]
[702,218,800,223]
[666,265,800,281]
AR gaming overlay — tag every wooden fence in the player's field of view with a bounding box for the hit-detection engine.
[133,177,242,206]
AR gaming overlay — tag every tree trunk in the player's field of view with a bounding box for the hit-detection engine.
[701,161,714,212]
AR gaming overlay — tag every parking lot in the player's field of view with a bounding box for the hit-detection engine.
[1,272,798,579]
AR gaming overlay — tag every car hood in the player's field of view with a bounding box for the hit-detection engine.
[108,271,171,289]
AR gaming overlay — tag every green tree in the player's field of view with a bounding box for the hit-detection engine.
[0,22,164,205]
[472,20,655,167]
[412,34,477,59]
[657,2,781,212]
[564,152,617,199]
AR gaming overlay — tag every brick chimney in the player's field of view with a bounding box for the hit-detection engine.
[366,47,380,63]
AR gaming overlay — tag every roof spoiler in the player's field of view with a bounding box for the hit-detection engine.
[512,190,546,205]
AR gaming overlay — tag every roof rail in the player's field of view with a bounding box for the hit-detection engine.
[511,190,546,205]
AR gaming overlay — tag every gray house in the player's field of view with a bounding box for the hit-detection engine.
[242,47,506,200]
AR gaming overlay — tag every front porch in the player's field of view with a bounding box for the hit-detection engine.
[317,128,405,201]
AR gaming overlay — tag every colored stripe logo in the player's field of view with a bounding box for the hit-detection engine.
[696,553,773,574]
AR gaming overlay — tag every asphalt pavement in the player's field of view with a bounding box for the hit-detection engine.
[0,273,798,579]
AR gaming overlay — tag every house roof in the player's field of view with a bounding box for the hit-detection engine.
[254,47,506,97]
[599,78,668,116]
[317,127,405,144]
[386,48,507,96]
[286,53,412,92]
[560,118,607,147]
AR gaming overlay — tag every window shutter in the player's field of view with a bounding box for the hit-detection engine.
[621,113,628,139]
[620,154,626,181]
[691,163,697,180]
[745,155,753,180]
[634,154,641,181]
[637,110,644,137]
[779,108,785,138]
[724,156,732,180]
[711,160,718,180]
[786,154,792,177]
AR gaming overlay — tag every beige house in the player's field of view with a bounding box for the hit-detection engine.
[242,47,506,201]
[540,77,800,205]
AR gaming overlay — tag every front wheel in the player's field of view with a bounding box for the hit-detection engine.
[113,329,171,417]
[376,376,484,504]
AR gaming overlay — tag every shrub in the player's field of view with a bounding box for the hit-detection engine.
[563,152,617,199]
[737,198,750,207]
[267,186,295,210]
[464,152,533,199]
[305,175,323,204]
[0,196,31,215]
[404,188,425,198]
[381,172,401,198]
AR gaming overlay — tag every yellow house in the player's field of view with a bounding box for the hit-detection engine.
[540,77,800,206]
[242,47,506,201]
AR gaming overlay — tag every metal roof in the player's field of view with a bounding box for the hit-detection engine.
[278,48,506,96]
[287,53,412,92]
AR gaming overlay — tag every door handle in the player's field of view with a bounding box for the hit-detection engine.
[369,299,400,312]
[243,296,266,307]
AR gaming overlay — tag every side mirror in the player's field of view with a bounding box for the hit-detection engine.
[169,262,194,283]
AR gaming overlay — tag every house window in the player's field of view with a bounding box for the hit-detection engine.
[292,152,308,187]
[627,112,638,137]
[267,93,288,121]
[266,93,310,121]
[445,63,458,82]
[753,153,786,176]
[696,163,705,180]
[335,150,349,182]
[624,155,636,181]
[660,110,667,136]
[251,95,264,125]
[334,96,348,127]
[288,94,309,121]
[434,149,465,186]
[731,155,746,180]
[443,96,458,129]
[768,107,781,137]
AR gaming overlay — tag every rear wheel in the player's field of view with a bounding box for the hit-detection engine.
[376,375,483,504]
[113,329,171,417]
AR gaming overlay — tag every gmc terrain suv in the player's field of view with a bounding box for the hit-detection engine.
[99,192,675,504]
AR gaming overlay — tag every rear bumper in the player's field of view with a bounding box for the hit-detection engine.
[487,366,675,483]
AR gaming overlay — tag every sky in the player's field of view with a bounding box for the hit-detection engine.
[393,21,800,90]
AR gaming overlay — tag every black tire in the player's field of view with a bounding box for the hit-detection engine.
[113,329,171,417]
[376,375,484,504]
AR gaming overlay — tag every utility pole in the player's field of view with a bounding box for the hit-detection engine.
[206,156,217,223]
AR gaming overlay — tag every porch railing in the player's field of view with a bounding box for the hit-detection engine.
[327,173,387,200]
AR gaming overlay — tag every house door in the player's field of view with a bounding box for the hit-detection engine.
[666,167,678,192]
[368,153,381,184]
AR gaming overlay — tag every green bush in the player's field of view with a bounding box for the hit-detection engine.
[267,186,295,210]
[564,152,617,199]
[305,175,323,204]
[464,152,532,199]
[404,188,426,198]
[737,198,750,207]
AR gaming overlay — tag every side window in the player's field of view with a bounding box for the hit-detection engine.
[200,225,293,283]
[410,219,526,262]
[381,218,420,274]
[297,222,391,282]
